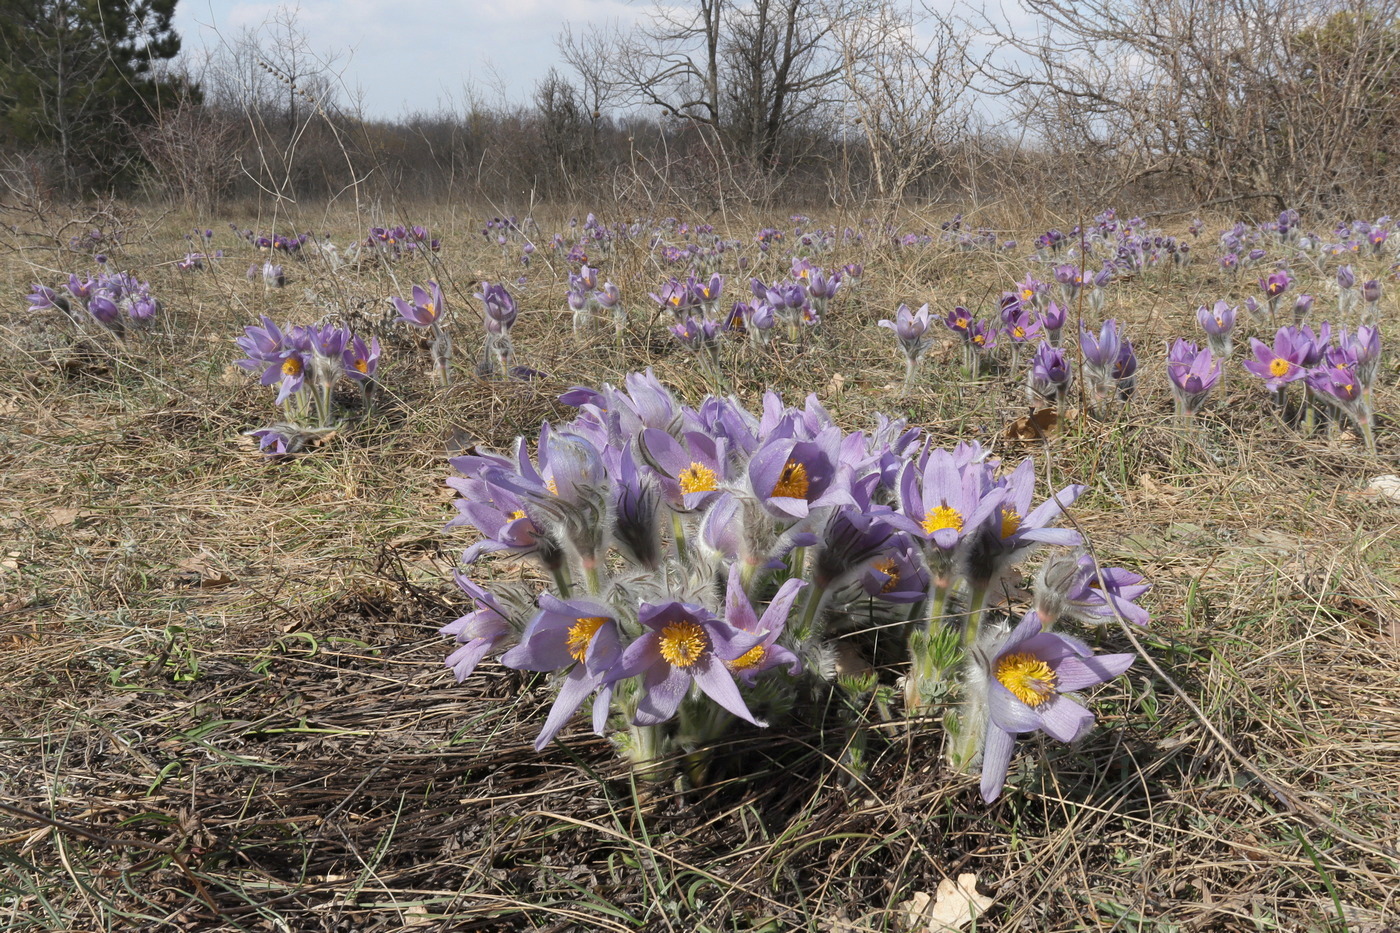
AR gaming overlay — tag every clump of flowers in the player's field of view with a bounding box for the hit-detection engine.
[441,372,1147,799]
[233,317,381,455]
[879,303,932,393]
[27,269,161,336]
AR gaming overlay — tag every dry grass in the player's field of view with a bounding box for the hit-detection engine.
[1,199,1398,932]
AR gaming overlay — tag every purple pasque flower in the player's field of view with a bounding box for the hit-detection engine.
[893,447,993,554]
[670,315,721,352]
[499,595,622,750]
[247,426,290,457]
[878,303,932,361]
[1034,551,1151,629]
[477,281,518,333]
[1028,341,1071,404]
[27,283,60,312]
[1004,304,1042,344]
[1336,324,1381,387]
[968,320,997,353]
[1293,294,1315,324]
[441,574,516,681]
[343,334,381,381]
[639,427,728,511]
[696,272,724,312]
[607,601,766,727]
[1260,269,1291,302]
[445,466,559,566]
[862,537,930,603]
[394,282,445,328]
[945,305,974,339]
[843,262,863,285]
[747,425,854,521]
[1166,339,1221,414]
[86,291,121,325]
[1040,301,1067,342]
[1078,319,1121,369]
[66,274,96,304]
[1243,327,1308,391]
[128,294,159,320]
[1362,278,1383,306]
[721,565,804,686]
[651,277,695,318]
[979,610,1136,802]
[1306,362,1364,406]
[960,459,1084,590]
[595,282,621,310]
[1337,264,1357,291]
[1113,337,1138,393]
[1196,299,1236,358]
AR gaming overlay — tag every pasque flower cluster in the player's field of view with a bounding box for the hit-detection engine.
[442,372,1146,797]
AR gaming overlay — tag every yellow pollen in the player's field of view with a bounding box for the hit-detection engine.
[973,333,987,346]
[953,318,968,329]
[424,302,436,320]
[281,357,302,377]
[353,358,369,373]
[1012,326,1025,339]
[922,504,964,535]
[658,620,708,668]
[679,461,718,494]
[1021,289,1034,301]
[1000,507,1022,539]
[770,459,811,500]
[874,557,901,593]
[728,643,767,671]
[566,616,609,662]
[546,478,559,495]
[996,651,1058,706]
[505,509,526,521]
[1268,358,1291,378]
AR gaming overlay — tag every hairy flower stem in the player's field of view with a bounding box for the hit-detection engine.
[626,723,669,783]
[962,583,990,650]
[550,564,573,598]
[670,513,689,568]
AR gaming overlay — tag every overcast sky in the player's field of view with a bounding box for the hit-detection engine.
[173,1,1032,121]
[174,0,651,119]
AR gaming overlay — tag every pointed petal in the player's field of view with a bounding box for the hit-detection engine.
[692,656,764,726]
[1036,695,1095,742]
[980,725,1016,803]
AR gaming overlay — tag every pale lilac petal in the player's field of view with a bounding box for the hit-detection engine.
[691,655,763,726]
[633,663,690,725]
[987,681,1042,732]
[534,666,598,751]
[980,725,1016,802]
[1035,695,1094,742]
[1053,652,1135,692]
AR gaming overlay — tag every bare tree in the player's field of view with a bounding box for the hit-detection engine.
[975,0,1400,210]
[834,2,971,204]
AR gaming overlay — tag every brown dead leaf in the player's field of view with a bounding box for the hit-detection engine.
[173,554,236,589]
[46,506,98,527]
[1003,408,1058,441]
[900,873,994,932]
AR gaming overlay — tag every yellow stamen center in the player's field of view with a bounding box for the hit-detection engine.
[1000,507,1022,539]
[728,644,767,671]
[1268,358,1291,378]
[566,616,609,662]
[424,302,436,320]
[546,478,559,495]
[353,358,369,373]
[874,557,901,593]
[1021,289,1034,301]
[1012,326,1025,339]
[770,459,811,500]
[679,462,718,494]
[505,509,525,521]
[922,505,964,535]
[996,651,1058,706]
[953,318,968,329]
[658,620,708,668]
[282,357,302,377]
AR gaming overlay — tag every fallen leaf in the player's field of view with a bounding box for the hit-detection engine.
[46,506,98,527]
[901,873,994,932]
[1003,408,1058,441]
[826,372,846,395]
[1367,474,1400,503]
